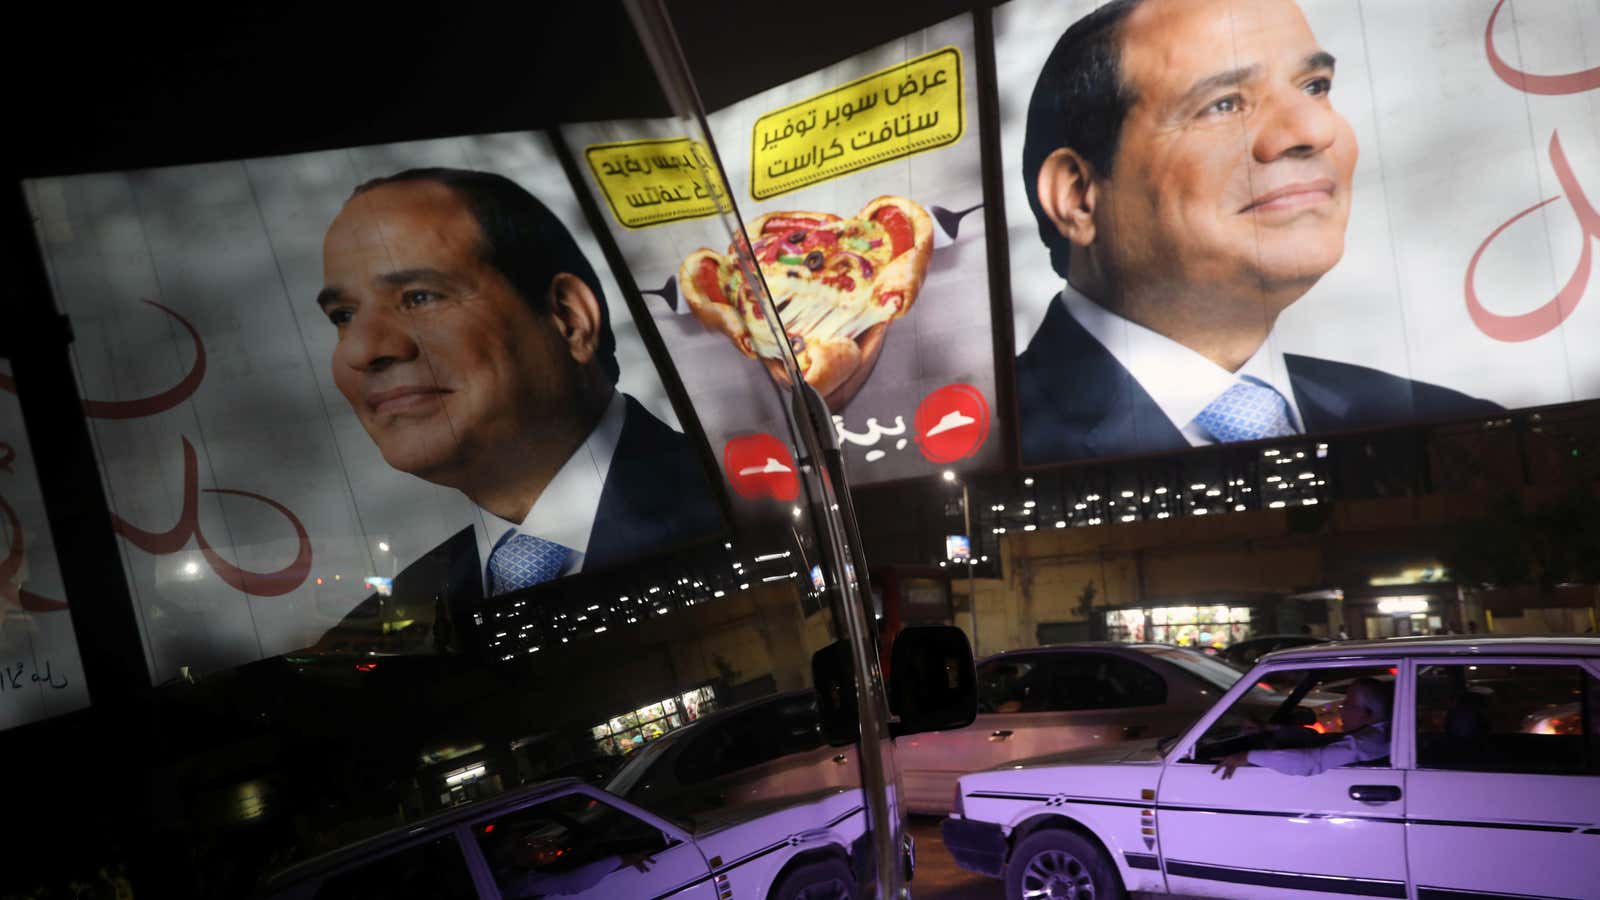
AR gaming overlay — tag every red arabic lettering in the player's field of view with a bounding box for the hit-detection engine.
[0,300,205,419]
[0,493,69,613]
[84,300,207,419]
[1486,0,1600,96]
[1465,132,1599,342]
[113,437,312,597]
[2,299,313,599]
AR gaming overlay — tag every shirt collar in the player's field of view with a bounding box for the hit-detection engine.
[1058,281,1304,438]
[472,390,627,586]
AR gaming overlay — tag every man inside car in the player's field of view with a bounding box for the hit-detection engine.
[1212,677,1391,778]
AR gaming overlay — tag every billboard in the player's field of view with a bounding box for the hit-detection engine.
[23,134,723,680]
[998,0,1600,467]
[568,12,1000,489]
[0,361,91,730]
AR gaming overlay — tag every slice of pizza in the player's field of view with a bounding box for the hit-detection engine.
[679,195,933,409]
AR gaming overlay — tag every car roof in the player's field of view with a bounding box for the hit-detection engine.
[978,642,1201,664]
[1261,634,1600,663]
[264,776,585,890]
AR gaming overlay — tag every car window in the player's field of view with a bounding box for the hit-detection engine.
[1143,645,1271,696]
[473,792,669,898]
[313,835,475,900]
[977,656,1046,713]
[1416,663,1598,776]
[1191,664,1393,763]
[1044,653,1167,711]
[674,699,814,786]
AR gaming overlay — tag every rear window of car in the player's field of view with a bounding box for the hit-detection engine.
[1143,646,1257,693]
[312,835,475,900]
[1416,662,1598,776]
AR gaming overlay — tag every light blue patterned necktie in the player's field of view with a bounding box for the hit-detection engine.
[1192,376,1298,443]
[486,531,572,596]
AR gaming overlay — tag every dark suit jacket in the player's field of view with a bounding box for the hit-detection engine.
[1017,296,1503,466]
[315,395,722,653]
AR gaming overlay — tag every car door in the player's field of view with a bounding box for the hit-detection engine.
[1405,657,1600,900]
[464,784,717,900]
[897,651,1170,812]
[895,652,1053,812]
[1156,659,1409,900]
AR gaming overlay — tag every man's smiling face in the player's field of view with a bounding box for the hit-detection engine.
[1095,0,1358,307]
[319,180,580,487]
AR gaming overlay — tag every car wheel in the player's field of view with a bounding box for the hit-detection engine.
[770,857,855,900]
[1005,829,1125,900]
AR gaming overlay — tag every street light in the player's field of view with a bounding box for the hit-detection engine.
[943,470,979,655]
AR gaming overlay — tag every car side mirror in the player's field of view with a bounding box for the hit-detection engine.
[888,625,976,738]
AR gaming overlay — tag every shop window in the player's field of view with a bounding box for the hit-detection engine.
[592,685,716,756]
[314,835,475,900]
[1045,653,1167,710]
[1114,605,1253,650]
[472,792,668,898]
[1416,663,1597,776]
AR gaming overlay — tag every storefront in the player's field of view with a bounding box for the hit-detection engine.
[590,684,719,757]
[1346,589,1456,639]
[1104,603,1257,652]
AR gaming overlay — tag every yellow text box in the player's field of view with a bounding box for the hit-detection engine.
[751,46,964,201]
[585,139,728,229]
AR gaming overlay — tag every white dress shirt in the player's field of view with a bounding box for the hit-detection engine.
[1058,282,1305,445]
[472,391,627,593]
[1247,722,1391,776]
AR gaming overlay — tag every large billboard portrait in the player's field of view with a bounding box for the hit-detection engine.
[998,0,1600,467]
[568,12,999,491]
[23,134,722,680]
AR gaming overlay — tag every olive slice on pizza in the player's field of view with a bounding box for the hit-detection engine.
[679,195,934,410]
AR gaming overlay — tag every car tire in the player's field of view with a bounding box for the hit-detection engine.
[1005,828,1125,900]
[770,857,855,900]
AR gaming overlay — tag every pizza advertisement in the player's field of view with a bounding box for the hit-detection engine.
[568,11,999,494]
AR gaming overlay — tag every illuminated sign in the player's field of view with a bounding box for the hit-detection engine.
[1376,596,1431,615]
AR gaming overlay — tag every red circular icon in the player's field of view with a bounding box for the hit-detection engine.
[723,433,801,502]
[914,383,990,464]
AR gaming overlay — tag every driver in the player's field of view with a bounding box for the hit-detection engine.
[1213,677,1391,778]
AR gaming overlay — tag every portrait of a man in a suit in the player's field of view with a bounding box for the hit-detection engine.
[312,167,720,651]
[1015,0,1499,466]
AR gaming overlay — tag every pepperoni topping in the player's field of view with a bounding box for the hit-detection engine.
[694,257,729,306]
[822,273,856,293]
[871,205,915,258]
[877,290,903,311]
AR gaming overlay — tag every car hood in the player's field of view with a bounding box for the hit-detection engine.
[994,736,1167,771]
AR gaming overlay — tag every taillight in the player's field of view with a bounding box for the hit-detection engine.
[952,785,965,817]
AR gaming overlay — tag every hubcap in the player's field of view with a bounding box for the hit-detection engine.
[1019,848,1096,900]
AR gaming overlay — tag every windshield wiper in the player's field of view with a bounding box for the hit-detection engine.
[1155,734,1178,756]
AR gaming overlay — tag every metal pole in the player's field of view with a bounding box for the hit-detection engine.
[964,481,978,656]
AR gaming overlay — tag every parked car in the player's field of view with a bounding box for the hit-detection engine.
[893,643,1295,814]
[605,689,858,828]
[263,775,871,900]
[1216,633,1329,669]
[942,636,1600,900]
